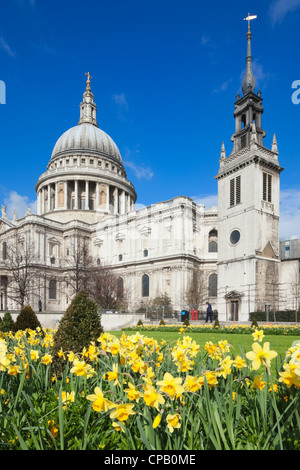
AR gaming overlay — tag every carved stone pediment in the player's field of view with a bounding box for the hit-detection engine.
[225,290,244,300]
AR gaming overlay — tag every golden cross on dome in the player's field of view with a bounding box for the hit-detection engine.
[85,72,92,82]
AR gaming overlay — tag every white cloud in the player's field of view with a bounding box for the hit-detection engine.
[279,188,300,239]
[191,193,218,209]
[124,160,154,180]
[3,191,37,219]
[212,78,233,94]
[200,34,210,46]
[112,92,131,122]
[123,146,154,180]
[269,0,300,26]
[0,36,15,58]
[113,93,128,109]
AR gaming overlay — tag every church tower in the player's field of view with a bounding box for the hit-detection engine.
[215,15,283,321]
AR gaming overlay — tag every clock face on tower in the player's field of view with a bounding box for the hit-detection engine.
[230,229,240,245]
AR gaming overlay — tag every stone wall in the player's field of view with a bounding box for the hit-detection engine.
[8,312,145,331]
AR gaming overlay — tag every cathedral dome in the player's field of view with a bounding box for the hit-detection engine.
[50,123,122,163]
[50,73,122,165]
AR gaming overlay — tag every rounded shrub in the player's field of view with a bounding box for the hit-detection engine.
[13,305,41,332]
[0,311,15,332]
[52,291,103,367]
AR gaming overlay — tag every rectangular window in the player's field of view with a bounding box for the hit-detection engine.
[236,175,241,204]
[49,280,57,299]
[230,175,241,207]
[263,172,272,202]
[230,179,235,206]
[2,242,7,260]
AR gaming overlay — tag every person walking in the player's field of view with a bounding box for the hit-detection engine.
[205,302,213,323]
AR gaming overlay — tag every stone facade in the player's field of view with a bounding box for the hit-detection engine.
[0,77,218,316]
[1,27,299,322]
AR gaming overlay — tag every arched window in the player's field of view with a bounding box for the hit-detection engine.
[142,274,149,297]
[143,249,148,257]
[208,273,218,297]
[208,229,218,253]
[49,280,57,300]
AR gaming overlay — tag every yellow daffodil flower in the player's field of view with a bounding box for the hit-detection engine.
[70,358,92,377]
[86,386,115,412]
[143,383,165,409]
[41,354,52,365]
[252,329,264,343]
[156,372,185,399]
[246,342,277,371]
[107,363,120,386]
[109,403,135,422]
[124,382,143,402]
[166,413,181,433]
[153,414,162,429]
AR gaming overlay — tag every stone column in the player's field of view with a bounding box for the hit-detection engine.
[96,182,100,211]
[47,184,51,212]
[113,187,118,214]
[107,185,110,212]
[85,181,89,210]
[74,180,78,209]
[64,181,68,209]
[55,182,58,210]
[121,190,126,215]
[42,187,46,214]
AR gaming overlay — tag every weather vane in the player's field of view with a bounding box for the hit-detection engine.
[244,13,257,27]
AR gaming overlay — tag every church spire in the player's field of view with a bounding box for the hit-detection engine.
[242,13,257,95]
[229,14,266,154]
[78,72,98,127]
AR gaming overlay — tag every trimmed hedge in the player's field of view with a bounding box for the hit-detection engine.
[250,310,299,323]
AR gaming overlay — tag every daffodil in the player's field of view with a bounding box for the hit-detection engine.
[143,383,165,409]
[252,329,264,343]
[7,364,22,375]
[166,413,181,433]
[204,371,218,388]
[279,362,300,388]
[251,374,266,391]
[58,391,75,409]
[124,382,143,402]
[153,414,162,429]
[156,372,185,399]
[86,386,115,412]
[109,403,135,422]
[112,421,125,433]
[70,358,92,377]
[41,353,53,365]
[217,356,233,379]
[246,342,277,371]
[233,355,247,370]
[30,349,39,361]
[183,375,203,393]
[107,363,120,386]
[48,420,58,439]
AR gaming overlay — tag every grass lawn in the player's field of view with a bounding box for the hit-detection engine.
[109,329,300,366]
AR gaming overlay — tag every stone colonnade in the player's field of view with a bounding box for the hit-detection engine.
[37,180,134,215]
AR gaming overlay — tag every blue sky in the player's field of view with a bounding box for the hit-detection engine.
[1,0,300,239]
